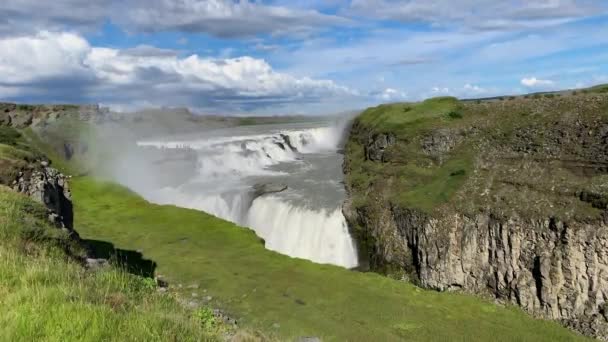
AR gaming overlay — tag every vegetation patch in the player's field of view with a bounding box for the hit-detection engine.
[358,97,461,136]
[392,148,473,211]
[447,110,463,119]
[590,84,608,93]
[0,186,219,341]
[69,177,585,341]
[346,89,608,219]
[195,307,219,330]
[0,126,22,146]
[346,97,476,212]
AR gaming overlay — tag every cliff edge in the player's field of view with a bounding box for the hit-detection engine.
[344,87,608,339]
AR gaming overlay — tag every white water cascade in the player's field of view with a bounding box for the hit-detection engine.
[136,123,359,268]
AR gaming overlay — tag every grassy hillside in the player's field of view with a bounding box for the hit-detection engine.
[346,89,608,217]
[0,126,47,185]
[0,186,221,342]
[347,97,472,212]
[70,177,586,341]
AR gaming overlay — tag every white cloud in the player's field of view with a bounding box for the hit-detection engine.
[348,0,607,31]
[416,83,497,100]
[0,31,355,112]
[375,87,407,101]
[463,83,487,93]
[0,31,90,83]
[521,77,555,87]
[432,87,451,94]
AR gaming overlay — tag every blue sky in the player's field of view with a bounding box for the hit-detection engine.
[0,0,607,115]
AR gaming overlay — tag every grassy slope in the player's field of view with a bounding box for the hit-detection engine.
[0,186,218,342]
[0,126,46,185]
[346,97,473,212]
[346,90,608,217]
[71,177,586,341]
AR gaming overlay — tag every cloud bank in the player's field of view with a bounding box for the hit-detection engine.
[0,31,354,112]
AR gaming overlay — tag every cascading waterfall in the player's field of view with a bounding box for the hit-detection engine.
[247,197,357,268]
[137,122,359,268]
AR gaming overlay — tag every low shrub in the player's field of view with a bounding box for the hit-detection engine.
[447,111,463,119]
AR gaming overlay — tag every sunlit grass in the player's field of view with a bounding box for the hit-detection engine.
[70,177,586,341]
[0,187,219,342]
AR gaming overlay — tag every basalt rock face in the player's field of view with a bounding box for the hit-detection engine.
[357,205,608,339]
[12,163,77,239]
[344,93,608,339]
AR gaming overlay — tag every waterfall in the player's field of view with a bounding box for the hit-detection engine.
[136,122,359,268]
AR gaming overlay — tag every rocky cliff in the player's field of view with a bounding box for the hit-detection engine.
[0,109,80,241]
[12,162,76,238]
[0,103,110,128]
[344,90,608,339]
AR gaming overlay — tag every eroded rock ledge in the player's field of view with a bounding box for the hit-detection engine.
[12,161,78,239]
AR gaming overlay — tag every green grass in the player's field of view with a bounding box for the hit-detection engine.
[0,186,222,342]
[393,148,473,211]
[358,97,461,136]
[346,97,474,212]
[0,126,42,156]
[589,84,608,93]
[0,126,22,146]
[70,177,586,341]
[346,92,608,216]
[0,144,36,161]
[0,127,46,184]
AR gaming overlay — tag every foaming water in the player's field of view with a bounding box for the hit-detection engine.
[247,196,358,268]
[136,121,359,268]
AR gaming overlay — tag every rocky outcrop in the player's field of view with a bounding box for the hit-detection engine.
[361,205,608,339]
[0,103,111,129]
[421,129,466,162]
[365,133,394,162]
[12,162,77,238]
